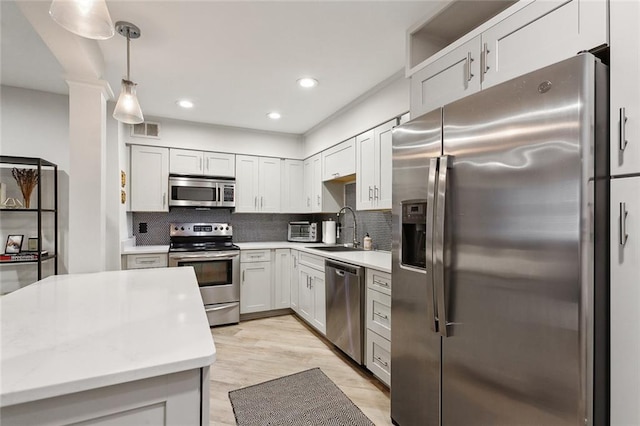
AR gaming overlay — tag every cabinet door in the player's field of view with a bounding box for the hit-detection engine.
[130,145,169,212]
[610,177,640,426]
[356,129,376,210]
[240,262,272,314]
[481,0,608,89]
[410,36,481,118]
[235,155,259,212]
[273,249,291,310]
[312,154,323,212]
[258,157,281,212]
[204,152,235,177]
[311,271,326,335]
[282,159,305,213]
[303,157,314,212]
[298,266,313,322]
[169,149,203,175]
[375,120,395,210]
[322,138,356,181]
[610,0,640,176]
[290,250,299,312]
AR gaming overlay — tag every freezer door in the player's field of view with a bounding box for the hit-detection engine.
[391,108,442,426]
[439,54,604,425]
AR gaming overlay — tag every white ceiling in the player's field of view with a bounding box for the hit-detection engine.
[2,1,446,135]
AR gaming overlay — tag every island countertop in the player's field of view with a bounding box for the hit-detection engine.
[0,267,216,408]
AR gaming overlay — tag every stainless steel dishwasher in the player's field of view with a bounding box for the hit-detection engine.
[325,259,364,364]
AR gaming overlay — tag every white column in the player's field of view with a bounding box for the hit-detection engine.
[67,80,110,273]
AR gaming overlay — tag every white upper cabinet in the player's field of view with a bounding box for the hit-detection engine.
[409,0,608,117]
[130,145,169,212]
[411,36,482,117]
[356,120,396,210]
[610,0,640,176]
[281,159,305,213]
[322,138,356,181]
[235,155,281,213]
[481,0,608,90]
[610,176,640,426]
[169,148,235,177]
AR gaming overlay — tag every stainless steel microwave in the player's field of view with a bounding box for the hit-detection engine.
[288,222,321,242]
[169,176,235,208]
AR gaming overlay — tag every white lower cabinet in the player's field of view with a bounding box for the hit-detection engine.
[273,249,291,310]
[365,268,392,386]
[290,250,300,312]
[240,257,272,314]
[122,253,168,270]
[297,252,326,335]
[610,177,640,426]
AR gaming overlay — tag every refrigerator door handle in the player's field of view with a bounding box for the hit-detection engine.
[425,157,439,333]
[435,155,451,337]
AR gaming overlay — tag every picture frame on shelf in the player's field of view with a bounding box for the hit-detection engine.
[27,237,38,252]
[5,235,23,254]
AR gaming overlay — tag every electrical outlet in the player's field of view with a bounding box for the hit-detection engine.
[139,222,148,233]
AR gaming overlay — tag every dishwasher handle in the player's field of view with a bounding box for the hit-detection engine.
[325,259,362,276]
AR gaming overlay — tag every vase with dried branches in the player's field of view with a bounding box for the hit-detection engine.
[11,168,38,209]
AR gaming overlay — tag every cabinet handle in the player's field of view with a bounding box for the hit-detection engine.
[255,196,258,209]
[620,107,629,152]
[373,279,389,288]
[242,270,245,282]
[481,43,490,76]
[317,195,320,206]
[374,356,389,367]
[307,197,310,207]
[206,158,209,171]
[369,186,373,201]
[200,157,203,171]
[162,193,166,208]
[261,196,264,208]
[293,257,297,268]
[374,311,389,320]
[332,172,340,177]
[374,186,379,200]
[466,51,474,82]
[137,259,157,264]
[619,202,629,246]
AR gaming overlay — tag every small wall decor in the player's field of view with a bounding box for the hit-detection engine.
[121,190,127,204]
[120,170,126,188]
[27,237,39,252]
[11,168,38,208]
[5,235,23,254]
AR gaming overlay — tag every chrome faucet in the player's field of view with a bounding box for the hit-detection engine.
[337,206,359,248]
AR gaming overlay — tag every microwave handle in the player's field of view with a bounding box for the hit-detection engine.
[218,187,221,202]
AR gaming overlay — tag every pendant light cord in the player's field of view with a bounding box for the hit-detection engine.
[126,30,131,81]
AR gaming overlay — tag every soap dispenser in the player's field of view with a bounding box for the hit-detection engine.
[363,233,372,251]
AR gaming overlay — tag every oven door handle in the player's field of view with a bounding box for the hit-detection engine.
[170,252,239,261]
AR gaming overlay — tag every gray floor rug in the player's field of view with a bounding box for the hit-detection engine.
[228,367,375,426]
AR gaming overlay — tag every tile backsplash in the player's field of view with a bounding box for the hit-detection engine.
[132,183,392,251]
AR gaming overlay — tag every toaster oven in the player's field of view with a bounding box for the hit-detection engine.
[288,222,321,242]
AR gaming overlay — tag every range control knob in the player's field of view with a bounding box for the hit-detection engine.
[181,227,184,231]
[174,227,178,231]
[214,227,218,231]
[226,226,229,230]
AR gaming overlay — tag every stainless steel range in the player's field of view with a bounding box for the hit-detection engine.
[168,222,240,326]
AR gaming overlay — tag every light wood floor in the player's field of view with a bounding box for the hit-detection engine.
[208,314,392,425]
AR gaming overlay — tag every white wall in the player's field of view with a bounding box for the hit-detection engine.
[303,72,409,158]
[123,116,304,159]
[0,85,70,291]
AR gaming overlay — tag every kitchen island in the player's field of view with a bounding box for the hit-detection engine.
[0,267,215,425]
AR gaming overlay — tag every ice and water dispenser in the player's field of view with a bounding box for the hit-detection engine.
[401,200,427,269]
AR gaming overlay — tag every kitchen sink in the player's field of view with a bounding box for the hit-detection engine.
[307,246,364,252]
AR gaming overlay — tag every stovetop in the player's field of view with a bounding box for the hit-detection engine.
[169,222,239,252]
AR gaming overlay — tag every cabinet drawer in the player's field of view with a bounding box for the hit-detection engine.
[367,269,392,295]
[240,249,271,263]
[125,253,168,269]
[366,329,391,386]
[299,252,324,271]
[367,289,391,340]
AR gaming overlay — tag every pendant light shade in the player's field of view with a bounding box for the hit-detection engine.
[112,21,144,125]
[49,0,115,40]
[113,80,144,124]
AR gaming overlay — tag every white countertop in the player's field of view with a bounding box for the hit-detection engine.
[121,244,170,255]
[0,268,216,407]
[236,241,392,273]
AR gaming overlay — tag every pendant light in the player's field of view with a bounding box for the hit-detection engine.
[49,0,115,40]
[112,21,144,124]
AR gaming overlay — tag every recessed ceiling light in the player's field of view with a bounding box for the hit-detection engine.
[297,77,318,88]
[267,112,281,120]
[177,100,194,109]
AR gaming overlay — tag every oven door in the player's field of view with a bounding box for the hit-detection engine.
[168,251,240,304]
[169,176,221,208]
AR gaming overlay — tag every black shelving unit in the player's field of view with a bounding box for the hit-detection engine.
[0,155,58,280]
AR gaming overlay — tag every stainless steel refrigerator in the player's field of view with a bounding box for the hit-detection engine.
[391,53,609,426]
